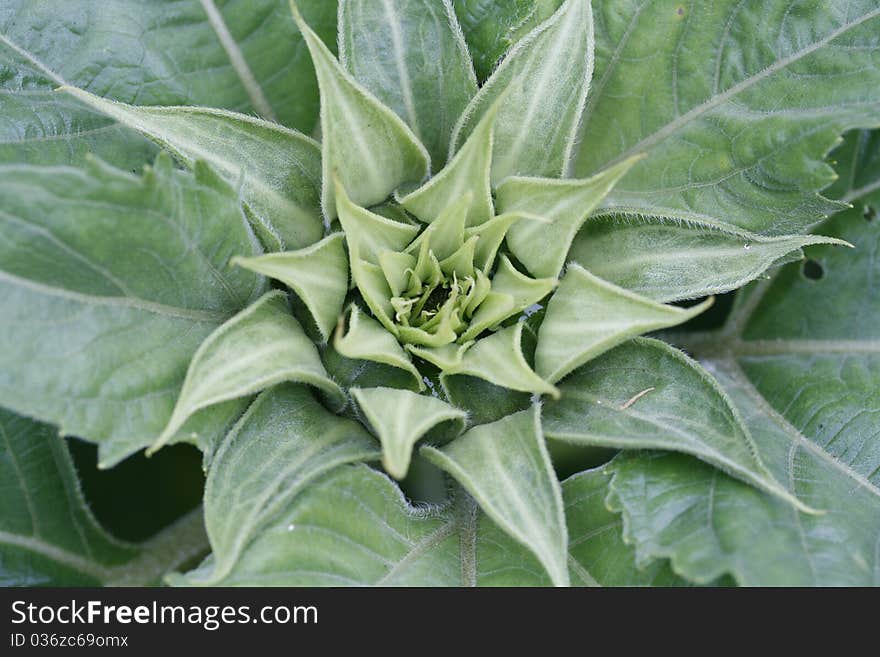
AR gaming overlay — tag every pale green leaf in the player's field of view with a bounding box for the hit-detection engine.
[0,155,263,465]
[447,323,558,398]
[406,192,470,260]
[467,213,520,271]
[61,88,324,250]
[339,0,477,167]
[233,233,349,341]
[154,291,344,452]
[174,384,379,585]
[352,387,466,479]
[291,1,430,218]
[451,0,593,183]
[535,264,711,383]
[570,215,849,302]
[334,305,424,391]
[575,1,880,234]
[422,407,569,586]
[496,156,642,278]
[398,98,500,226]
[543,338,809,512]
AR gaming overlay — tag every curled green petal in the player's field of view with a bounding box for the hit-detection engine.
[461,256,556,341]
[232,233,348,342]
[446,323,559,399]
[152,291,344,453]
[536,264,713,384]
[352,387,466,479]
[497,155,644,278]
[334,304,424,391]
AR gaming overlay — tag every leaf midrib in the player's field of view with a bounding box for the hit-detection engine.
[0,269,227,323]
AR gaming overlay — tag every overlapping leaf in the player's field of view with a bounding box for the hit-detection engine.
[0,155,263,465]
[576,0,880,235]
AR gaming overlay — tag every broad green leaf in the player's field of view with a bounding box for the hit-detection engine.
[543,338,809,512]
[154,291,344,452]
[0,0,336,134]
[448,323,559,398]
[606,168,880,584]
[570,215,848,303]
[535,264,711,383]
[291,2,430,218]
[423,407,569,586]
[452,0,565,81]
[339,0,477,167]
[451,0,593,183]
[352,387,466,479]
[398,97,500,226]
[61,88,324,250]
[233,233,349,341]
[607,360,880,585]
[0,409,209,586]
[496,156,641,278]
[174,385,379,585]
[476,468,687,586]
[574,0,880,235]
[0,155,263,465]
[334,305,425,391]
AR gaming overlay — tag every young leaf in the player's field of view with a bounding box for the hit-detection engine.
[451,0,593,184]
[60,89,324,250]
[422,407,569,586]
[397,97,500,226]
[334,305,425,391]
[291,1,430,218]
[352,387,466,479]
[233,233,349,342]
[176,385,379,585]
[461,256,557,341]
[496,155,642,278]
[569,215,849,302]
[535,264,711,384]
[447,323,559,398]
[339,0,477,167]
[543,338,810,512]
[0,155,263,466]
[153,291,345,452]
[575,1,880,234]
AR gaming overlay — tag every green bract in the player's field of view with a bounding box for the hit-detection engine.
[0,0,877,587]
